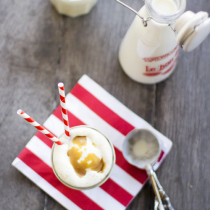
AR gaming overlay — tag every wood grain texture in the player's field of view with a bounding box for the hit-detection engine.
[0,0,210,209]
[0,0,61,209]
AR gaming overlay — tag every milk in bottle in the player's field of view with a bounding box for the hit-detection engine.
[119,0,186,84]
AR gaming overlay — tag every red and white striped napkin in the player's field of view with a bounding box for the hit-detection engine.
[12,75,172,210]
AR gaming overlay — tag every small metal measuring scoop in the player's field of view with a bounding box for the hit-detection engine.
[122,129,174,210]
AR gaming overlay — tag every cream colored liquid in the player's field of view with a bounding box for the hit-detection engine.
[118,5,178,84]
[132,140,148,158]
[52,127,114,188]
[131,139,159,160]
[152,0,177,15]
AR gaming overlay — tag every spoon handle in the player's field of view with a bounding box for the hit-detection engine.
[149,174,165,210]
[153,173,174,210]
[146,165,165,210]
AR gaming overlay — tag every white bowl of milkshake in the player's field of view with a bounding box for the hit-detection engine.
[51,125,116,190]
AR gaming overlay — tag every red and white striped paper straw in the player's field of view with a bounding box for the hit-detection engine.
[17,109,63,145]
[58,83,70,138]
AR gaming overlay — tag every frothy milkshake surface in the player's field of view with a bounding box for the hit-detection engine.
[52,127,114,188]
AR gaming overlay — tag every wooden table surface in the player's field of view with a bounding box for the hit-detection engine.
[1,0,210,209]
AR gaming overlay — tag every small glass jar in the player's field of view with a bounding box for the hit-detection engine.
[50,0,98,17]
[51,125,116,190]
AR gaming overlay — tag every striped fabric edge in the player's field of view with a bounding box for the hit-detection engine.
[16,139,127,209]
[65,94,125,151]
[71,83,134,136]
[23,145,128,210]
[77,75,172,154]
[64,92,169,164]
[14,148,104,210]
[12,158,82,210]
[64,93,168,166]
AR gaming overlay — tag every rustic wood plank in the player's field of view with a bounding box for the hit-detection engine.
[0,0,61,209]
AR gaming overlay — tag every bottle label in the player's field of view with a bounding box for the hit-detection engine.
[143,46,179,77]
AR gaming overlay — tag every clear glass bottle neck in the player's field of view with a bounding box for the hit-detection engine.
[145,0,186,24]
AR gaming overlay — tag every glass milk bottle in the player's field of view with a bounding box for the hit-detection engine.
[50,0,98,17]
[118,0,210,84]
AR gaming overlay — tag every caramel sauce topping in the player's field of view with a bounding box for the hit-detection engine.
[67,136,105,177]
[73,136,87,148]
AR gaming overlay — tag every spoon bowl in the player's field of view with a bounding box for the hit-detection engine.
[122,129,161,169]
